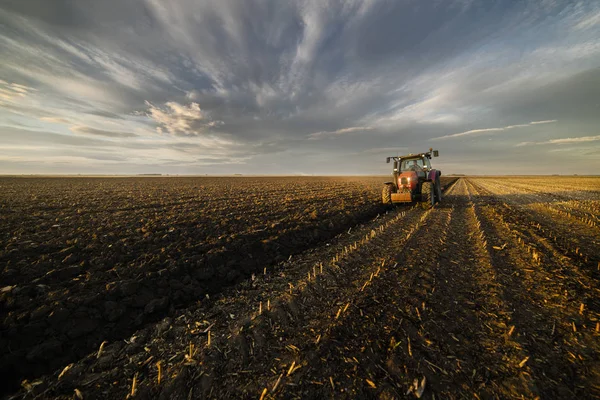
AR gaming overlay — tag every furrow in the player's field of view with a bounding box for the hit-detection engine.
[465,178,600,399]
[468,179,599,280]
[251,183,461,399]
[18,204,427,399]
[201,207,439,398]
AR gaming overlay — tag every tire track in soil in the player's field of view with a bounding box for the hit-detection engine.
[265,183,457,399]
[190,180,456,399]
[407,180,536,399]
[265,179,538,399]
[465,179,600,399]
[195,206,438,399]
[11,182,458,399]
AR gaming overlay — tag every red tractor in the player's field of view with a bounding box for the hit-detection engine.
[382,149,442,207]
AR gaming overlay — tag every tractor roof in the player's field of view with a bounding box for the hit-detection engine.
[386,149,438,164]
[398,152,429,159]
[389,152,431,161]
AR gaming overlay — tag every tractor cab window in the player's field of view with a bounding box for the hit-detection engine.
[423,157,431,170]
[401,158,425,171]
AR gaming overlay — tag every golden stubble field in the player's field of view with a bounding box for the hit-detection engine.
[1,176,598,399]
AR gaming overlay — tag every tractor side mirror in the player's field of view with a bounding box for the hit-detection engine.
[433,150,439,157]
[386,157,391,163]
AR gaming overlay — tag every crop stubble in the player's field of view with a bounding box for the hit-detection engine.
[1,176,599,399]
[0,176,386,394]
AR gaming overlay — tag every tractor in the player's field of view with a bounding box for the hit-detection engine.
[382,148,442,207]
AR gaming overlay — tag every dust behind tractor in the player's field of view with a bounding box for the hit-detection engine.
[382,148,442,208]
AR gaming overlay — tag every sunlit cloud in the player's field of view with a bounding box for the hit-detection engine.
[0,80,35,100]
[145,101,223,136]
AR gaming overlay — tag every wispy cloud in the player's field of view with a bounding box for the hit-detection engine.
[40,117,71,124]
[431,120,557,141]
[572,10,600,31]
[70,125,138,138]
[530,120,558,125]
[516,134,600,146]
[308,126,374,140]
[548,135,600,144]
[0,80,35,100]
[358,147,408,155]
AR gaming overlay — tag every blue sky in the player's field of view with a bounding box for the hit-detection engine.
[1,0,599,175]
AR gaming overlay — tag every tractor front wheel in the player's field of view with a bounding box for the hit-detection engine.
[382,184,394,205]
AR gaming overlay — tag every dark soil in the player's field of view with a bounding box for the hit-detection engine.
[2,176,599,399]
[0,176,389,394]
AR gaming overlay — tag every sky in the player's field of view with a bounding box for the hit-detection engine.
[1,0,600,175]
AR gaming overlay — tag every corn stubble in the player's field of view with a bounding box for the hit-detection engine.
[2,176,599,399]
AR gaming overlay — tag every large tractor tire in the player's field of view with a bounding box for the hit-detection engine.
[382,184,394,205]
[435,179,442,203]
[421,182,435,208]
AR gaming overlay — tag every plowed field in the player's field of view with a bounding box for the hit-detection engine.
[1,176,599,399]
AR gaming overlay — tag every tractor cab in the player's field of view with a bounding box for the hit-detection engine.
[400,156,431,179]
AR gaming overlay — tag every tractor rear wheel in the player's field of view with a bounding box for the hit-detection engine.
[435,180,442,203]
[421,182,434,208]
[382,184,393,205]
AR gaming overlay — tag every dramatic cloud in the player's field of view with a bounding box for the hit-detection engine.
[1,0,600,174]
